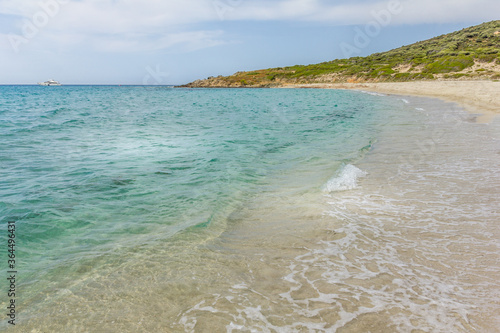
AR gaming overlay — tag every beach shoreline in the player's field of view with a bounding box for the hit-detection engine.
[277,80,500,122]
[6,85,500,332]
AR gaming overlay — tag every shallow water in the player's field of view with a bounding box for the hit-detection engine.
[0,86,499,332]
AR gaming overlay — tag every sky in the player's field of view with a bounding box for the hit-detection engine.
[0,0,498,85]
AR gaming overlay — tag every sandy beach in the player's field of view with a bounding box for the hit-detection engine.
[6,84,500,333]
[283,80,500,122]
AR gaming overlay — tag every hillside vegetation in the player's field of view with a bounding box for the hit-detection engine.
[183,20,500,88]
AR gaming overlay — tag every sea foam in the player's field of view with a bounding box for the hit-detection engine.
[323,164,367,192]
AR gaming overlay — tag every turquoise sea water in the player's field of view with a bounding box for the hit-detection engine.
[1,86,499,332]
[1,86,379,274]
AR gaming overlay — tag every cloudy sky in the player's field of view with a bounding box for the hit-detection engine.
[0,0,498,84]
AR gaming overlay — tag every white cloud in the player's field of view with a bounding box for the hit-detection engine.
[3,0,499,30]
[53,0,214,34]
[0,0,41,16]
[228,0,500,24]
[1,0,229,53]
[90,30,228,53]
[1,0,498,55]
[0,32,15,51]
[391,0,500,25]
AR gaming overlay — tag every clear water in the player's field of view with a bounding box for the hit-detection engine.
[0,86,499,332]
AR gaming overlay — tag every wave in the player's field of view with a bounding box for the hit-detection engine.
[359,90,387,97]
[322,164,367,192]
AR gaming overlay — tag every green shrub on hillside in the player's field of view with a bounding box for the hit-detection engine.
[477,54,497,62]
[186,21,500,87]
[423,56,474,73]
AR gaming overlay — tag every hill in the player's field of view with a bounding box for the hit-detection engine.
[182,20,500,88]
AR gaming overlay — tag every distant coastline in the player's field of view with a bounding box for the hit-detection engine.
[182,21,499,89]
[180,21,500,121]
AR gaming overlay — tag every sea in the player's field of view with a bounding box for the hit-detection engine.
[0,85,499,332]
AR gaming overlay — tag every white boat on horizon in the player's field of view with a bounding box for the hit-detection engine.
[38,79,62,86]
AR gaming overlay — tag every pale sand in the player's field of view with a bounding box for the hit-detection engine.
[282,81,500,122]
